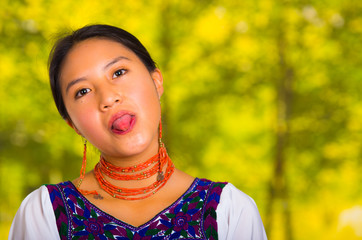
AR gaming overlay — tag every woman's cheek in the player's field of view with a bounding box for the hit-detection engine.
[72,106,100,134]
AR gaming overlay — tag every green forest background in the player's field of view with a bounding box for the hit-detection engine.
[1,0,361,239]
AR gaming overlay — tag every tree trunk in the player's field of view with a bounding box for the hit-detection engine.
[265,19,294,240]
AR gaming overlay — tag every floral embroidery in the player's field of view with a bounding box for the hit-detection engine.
[171,212,191,231]
[46,178,227,240]
[84,218,104,234]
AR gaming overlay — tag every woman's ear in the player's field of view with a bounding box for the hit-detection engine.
[151,68,164,98]
[66,118,82,136]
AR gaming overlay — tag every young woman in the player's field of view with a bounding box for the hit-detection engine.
[9,24,267,240]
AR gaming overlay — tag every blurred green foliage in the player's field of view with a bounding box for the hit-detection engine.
[1,0,361,239]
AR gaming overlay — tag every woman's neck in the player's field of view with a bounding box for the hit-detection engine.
[101,141,159,168]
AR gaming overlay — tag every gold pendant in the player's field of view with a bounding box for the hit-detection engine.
[157,171,164,181]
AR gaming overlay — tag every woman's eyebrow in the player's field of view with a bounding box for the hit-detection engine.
[65,56,131,95]
[65,77,86,95]
[103,56,131,70]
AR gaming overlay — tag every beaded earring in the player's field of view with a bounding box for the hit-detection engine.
[157,119,165,181]
[77,139,98,196]
[77,139,87,189]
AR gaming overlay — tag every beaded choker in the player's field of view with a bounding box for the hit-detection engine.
[79,141,175,200]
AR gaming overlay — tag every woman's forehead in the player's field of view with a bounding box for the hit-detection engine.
[60,38,137,77]
[66,38,134,61]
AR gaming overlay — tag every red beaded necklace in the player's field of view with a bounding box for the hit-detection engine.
[78,120,174,200]
[78,144,174,200]
[94,143,174,200]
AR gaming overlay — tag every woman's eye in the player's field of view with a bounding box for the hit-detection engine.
[75,88,91,98]
[113,69,126,78]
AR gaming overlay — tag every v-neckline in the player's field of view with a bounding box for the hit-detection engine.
[67,178,199,230]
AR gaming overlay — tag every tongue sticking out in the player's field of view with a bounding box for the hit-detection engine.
[112,114,133,132]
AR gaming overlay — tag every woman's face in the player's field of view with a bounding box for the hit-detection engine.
[60,38,163,162]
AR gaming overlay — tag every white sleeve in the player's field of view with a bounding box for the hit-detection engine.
[216,183,268,240]
[8,186,60,240]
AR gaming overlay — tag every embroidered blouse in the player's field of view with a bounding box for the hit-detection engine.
[9,178,267,240]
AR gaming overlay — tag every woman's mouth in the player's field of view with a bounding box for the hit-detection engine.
[109,112,136,135]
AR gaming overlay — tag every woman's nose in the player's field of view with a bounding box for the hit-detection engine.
[99,87,122,111]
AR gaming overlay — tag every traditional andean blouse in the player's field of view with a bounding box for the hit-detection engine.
[9,178,267,240]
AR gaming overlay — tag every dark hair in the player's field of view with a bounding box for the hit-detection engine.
[48,24,157,119]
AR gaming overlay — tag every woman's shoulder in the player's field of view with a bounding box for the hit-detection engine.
[18,185,51,208]
[9,185,60,240]
[197,178,252,203]
[221,182,257,205]
[215,182,268,240]
[12,181,74,224]
[216,181,262,218]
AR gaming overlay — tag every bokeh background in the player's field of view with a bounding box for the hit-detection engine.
[1,0,361,239]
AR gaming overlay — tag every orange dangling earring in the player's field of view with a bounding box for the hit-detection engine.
[157,119,166,181]
[77,140,99,196]
[77,139,87,189]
